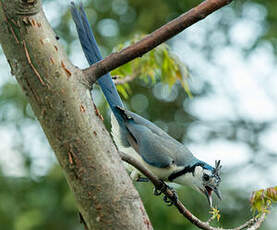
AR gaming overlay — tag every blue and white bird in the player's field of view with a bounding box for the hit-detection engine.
[71,3,222,207]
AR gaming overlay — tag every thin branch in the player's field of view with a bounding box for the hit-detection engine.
[83,0,233,85]
[119,152,266,230]
[236,213,266,230]
[247,214,266,230]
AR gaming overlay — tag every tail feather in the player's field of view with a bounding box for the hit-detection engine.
[71,2,101,64]
[71,2,124,119]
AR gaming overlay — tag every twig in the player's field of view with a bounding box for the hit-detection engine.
[247,214,266,230]
[119,152,266,230]
[83,0,233,85]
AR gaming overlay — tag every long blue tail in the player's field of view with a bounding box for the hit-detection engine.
[70,2,124,123]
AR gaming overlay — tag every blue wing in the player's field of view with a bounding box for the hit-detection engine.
[116,107,198,168]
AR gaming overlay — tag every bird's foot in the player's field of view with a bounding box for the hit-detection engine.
[153,180,167,196]
[153,187,162,196]
[163,185,178,206]
[153,181,178,206]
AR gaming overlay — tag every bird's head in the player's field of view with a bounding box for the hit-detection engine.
[192,160,222,207]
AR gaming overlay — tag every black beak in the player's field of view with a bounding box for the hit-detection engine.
[213,187,222,200]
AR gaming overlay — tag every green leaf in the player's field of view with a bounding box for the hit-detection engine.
[111,34,191,99]
[209,207,221,222]
[250,186,277,214]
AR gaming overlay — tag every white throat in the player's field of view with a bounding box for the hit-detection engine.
[172,166,204,189]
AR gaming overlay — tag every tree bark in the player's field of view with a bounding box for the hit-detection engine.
[0,1,152,230]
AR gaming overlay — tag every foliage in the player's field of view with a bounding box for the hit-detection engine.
[209,207,221,222]
[250,186,277,215]
[111,35,191,99]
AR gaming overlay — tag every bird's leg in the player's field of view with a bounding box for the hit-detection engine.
[153,180,166,196]
[153,181,178,206]
[153,187,162,196]
[163,185,178,206]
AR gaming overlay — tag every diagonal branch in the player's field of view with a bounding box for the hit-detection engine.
[83,0,233,86]
[119,152,266,230]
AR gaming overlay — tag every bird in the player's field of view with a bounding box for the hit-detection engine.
[71,2,222,207]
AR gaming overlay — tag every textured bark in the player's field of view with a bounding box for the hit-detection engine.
[0,1,152,230]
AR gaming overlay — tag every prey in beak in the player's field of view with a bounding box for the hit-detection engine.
[203,186,222,207]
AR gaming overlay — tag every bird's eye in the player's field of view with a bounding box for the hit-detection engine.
[203,174,210,181]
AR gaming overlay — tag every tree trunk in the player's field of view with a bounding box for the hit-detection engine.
[0,1,152,229]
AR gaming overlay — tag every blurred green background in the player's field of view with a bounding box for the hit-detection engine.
[1,0,277,229]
